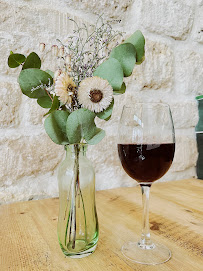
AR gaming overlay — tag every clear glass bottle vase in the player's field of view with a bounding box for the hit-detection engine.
[57,144,99,258]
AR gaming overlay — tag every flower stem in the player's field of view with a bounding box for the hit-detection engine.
[69,144,80,249]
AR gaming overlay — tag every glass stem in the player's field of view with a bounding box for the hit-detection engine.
[139,184,154,248]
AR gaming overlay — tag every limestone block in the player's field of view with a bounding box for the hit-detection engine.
[23,98,47,125]
[0,81,22,127]
[88,135,136,191]
[171,135,198,172]
[0,133,64,186]
[64,0,133,19]
[130,40,173,90]
[175,51,203,95]
[0,173,58,204]
[170,101,198,129]
[141,0,194,40]
[192,4,203,44]
[159,167,196,182]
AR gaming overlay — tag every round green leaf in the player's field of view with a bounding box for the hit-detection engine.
[18,68,53,98]
[45,70,54,78]
[22,52,41,70]
[86,128,105,145]
[37,96,53,108]
[66,108,105,144]
[93,58,123,91]
[109,43,136,77]
[124,30,145,64]
[113,82,126,95]
[44,110,70,145]
[96,99,114,120]
[44,95,60,116]
[8,53,26,68]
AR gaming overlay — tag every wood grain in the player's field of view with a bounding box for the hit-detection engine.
[0,179,203,270]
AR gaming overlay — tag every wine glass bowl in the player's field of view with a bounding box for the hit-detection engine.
[118,103,175,265]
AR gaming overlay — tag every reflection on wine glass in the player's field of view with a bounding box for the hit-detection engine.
[118,103,175,265]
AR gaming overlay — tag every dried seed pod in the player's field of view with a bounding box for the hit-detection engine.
[58,46,65,57]
[65,54,71,65]
[54,69,62,82]
[39,43,45,52]
[51,45,58,56]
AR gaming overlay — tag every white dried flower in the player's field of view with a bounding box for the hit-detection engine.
[54,69,62,82]
[39,43,45,52]
[51,45,58,56]
[55,72,76,105]
[58,46,65,57]
[65,54,71,65]
[78,76,113,113]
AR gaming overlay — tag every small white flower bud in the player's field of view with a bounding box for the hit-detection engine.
[54,69,62,82]
[39,43,45,52]
[58,46,65,57]
[65,54,71,65]
[51,45,58,56]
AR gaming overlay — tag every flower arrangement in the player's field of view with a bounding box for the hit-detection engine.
[8,17,145,146]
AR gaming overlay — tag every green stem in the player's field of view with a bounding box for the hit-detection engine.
[69,144,80,249]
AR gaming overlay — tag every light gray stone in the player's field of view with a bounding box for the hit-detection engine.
[171,135,198,172]
[171,101,198,129]
[175,50,203,95]
[141,0,194,40]
[192,4,203,44]
[0,173,58,204]
[63,0,133,19]
[129,39,173,90]
[23,98,47,125]
[0,133,63,186]
[0,81,22,127]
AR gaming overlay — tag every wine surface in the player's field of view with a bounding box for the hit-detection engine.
[118,143,175,183]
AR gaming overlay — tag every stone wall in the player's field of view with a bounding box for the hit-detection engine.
[0,0,202,204]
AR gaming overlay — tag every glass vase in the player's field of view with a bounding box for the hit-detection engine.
[57,144,99,258]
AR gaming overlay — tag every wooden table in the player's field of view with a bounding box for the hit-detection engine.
[0,179,203,270]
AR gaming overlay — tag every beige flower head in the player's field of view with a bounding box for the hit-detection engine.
[77,76,113,113]
[54,72,76,105]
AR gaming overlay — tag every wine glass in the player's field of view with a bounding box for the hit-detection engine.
[117,103,175,265]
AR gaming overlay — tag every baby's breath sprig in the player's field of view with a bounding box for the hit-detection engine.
[57,16,122,86]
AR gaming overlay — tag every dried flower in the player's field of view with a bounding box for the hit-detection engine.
[77,76,113,113]
[39,43,45,52]
[54,69,62,82]
[58,46,65,57]
[51,45,58,56]
[65,54,71,65]
[55,72,76,105]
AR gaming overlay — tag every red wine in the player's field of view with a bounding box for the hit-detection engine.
[118,143,175,183]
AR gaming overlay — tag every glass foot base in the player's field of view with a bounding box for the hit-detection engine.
[121,241,171,265]
[62,243,97,259]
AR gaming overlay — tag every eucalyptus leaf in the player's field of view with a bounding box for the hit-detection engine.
[96,99,114,120]
[37,96,53,108]
[18,68,53,98]
[93,58,123,91]
[22,52,41,70]
[44,95,60,116]
[45,69,54,78]
[124,30,145,64]
[109,43,136,77]
[66,108,105,144]
[113,82,126,95]
[86,128,105,145]
[44,110,70,145]
[8,53,26,68]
